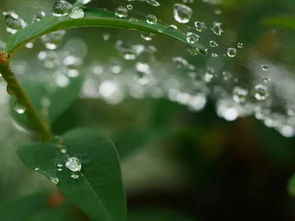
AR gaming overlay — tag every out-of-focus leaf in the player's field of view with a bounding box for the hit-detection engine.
[10,75,83,131]
[129,207,194,221]
[287,173,295,196]
[18,128,127,221]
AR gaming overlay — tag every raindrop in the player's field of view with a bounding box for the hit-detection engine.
[115,6,128,18]
[211,22,223,36]
[261,64,269,71]
[14,101,26,114]
[146,0,160,7]
[227,48,237,58]
[50,177,59,184]
[65,157,82,172]
[3,11,26,34]
[209,40,218,48]
[146,14,158,24]
[52,0,73,17]
[194,21,207,32]
[71,174,80,179]
[173,3,192,24]
[69,7,84,19]
[254,84,269,101]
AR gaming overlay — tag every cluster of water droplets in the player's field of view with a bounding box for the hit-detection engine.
[1,0,295,138]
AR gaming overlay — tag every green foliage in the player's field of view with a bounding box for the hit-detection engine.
[263,16,295,30]
[18,128,127,221]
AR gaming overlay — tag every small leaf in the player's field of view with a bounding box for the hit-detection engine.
[262,16,295,30]
[10,75,83,131]
[5,9,203,55]
[18,128,127,221]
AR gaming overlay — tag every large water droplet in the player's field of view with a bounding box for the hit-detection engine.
[52,0,73,17]
[65,157,82,172]
[3,11,26,34]
[173,3,192,24]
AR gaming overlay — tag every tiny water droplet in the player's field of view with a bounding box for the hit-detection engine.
[146,14,158,24]
[233,87,248,104]
[227,48,237,58]
[141,32,154,41]
[71,174,80,179]
[66,157,82,172]
[261,64,268,71]
[254,84,269,101]
[209,40,218,48]
[195,21,207,32]
[186,32,199,45]
[50,177,59,184]
[211,22,223,36]
[32,11,46,23]
[127,4,134,10]
[34,168,40,171]
[173,3,192,24]
[78,0,92,4]
[237,42,244,48]
[146,0,160,7]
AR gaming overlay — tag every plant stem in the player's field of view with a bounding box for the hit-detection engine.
[0,51,52,141]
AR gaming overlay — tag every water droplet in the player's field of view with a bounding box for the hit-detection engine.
[115,6,128,18]
[227,48,237,58]
[237,42,244,48]
[211,22,223,36]
[141,32,154,41]
[127,4,134,10]
[261,64,268,71]
[50,177,59,184]
[3,11,26,34]
[69,7,84,19]
[233,87,248,104]
[32,11,46,23]
[66,157,82,172]
[186,32,199,45]
[71,174,80,179]
[60,148,67,154]
[146,14,158,24]
[57,163,63,168]
[146,0,160,7]
[34,168,40,171]
[78,0,92,4]
[263,76,271,83]
[14,101,26,114]
[52,0,73,17]
[173,3,192,24]
[41,30,66,50]
[209,40,218,48]
[195,21,207,32]
[254,84,269,101]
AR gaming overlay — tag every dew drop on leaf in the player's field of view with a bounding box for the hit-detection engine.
[52,0,73,17]
[14,101,26,114]
[69,7,84,19]
[50,177,59,184]
[146,14,158,24]
[2,11,26,34]
[227,48,237,58]
[146,0,160,7]
[66,157,82,172]
[115,6,128,18]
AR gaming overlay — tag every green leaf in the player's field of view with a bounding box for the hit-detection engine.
[5,9,203,55]
[287,173,295,196]
[262,16,295,30]
[0,194,49,221]
[10,75,83,131]
[129,208,194,221]
[18,128,127,221]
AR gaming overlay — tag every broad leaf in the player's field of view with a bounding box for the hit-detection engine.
[10,75,83,131]
[5,9,203,55]
[18,128,127,221]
